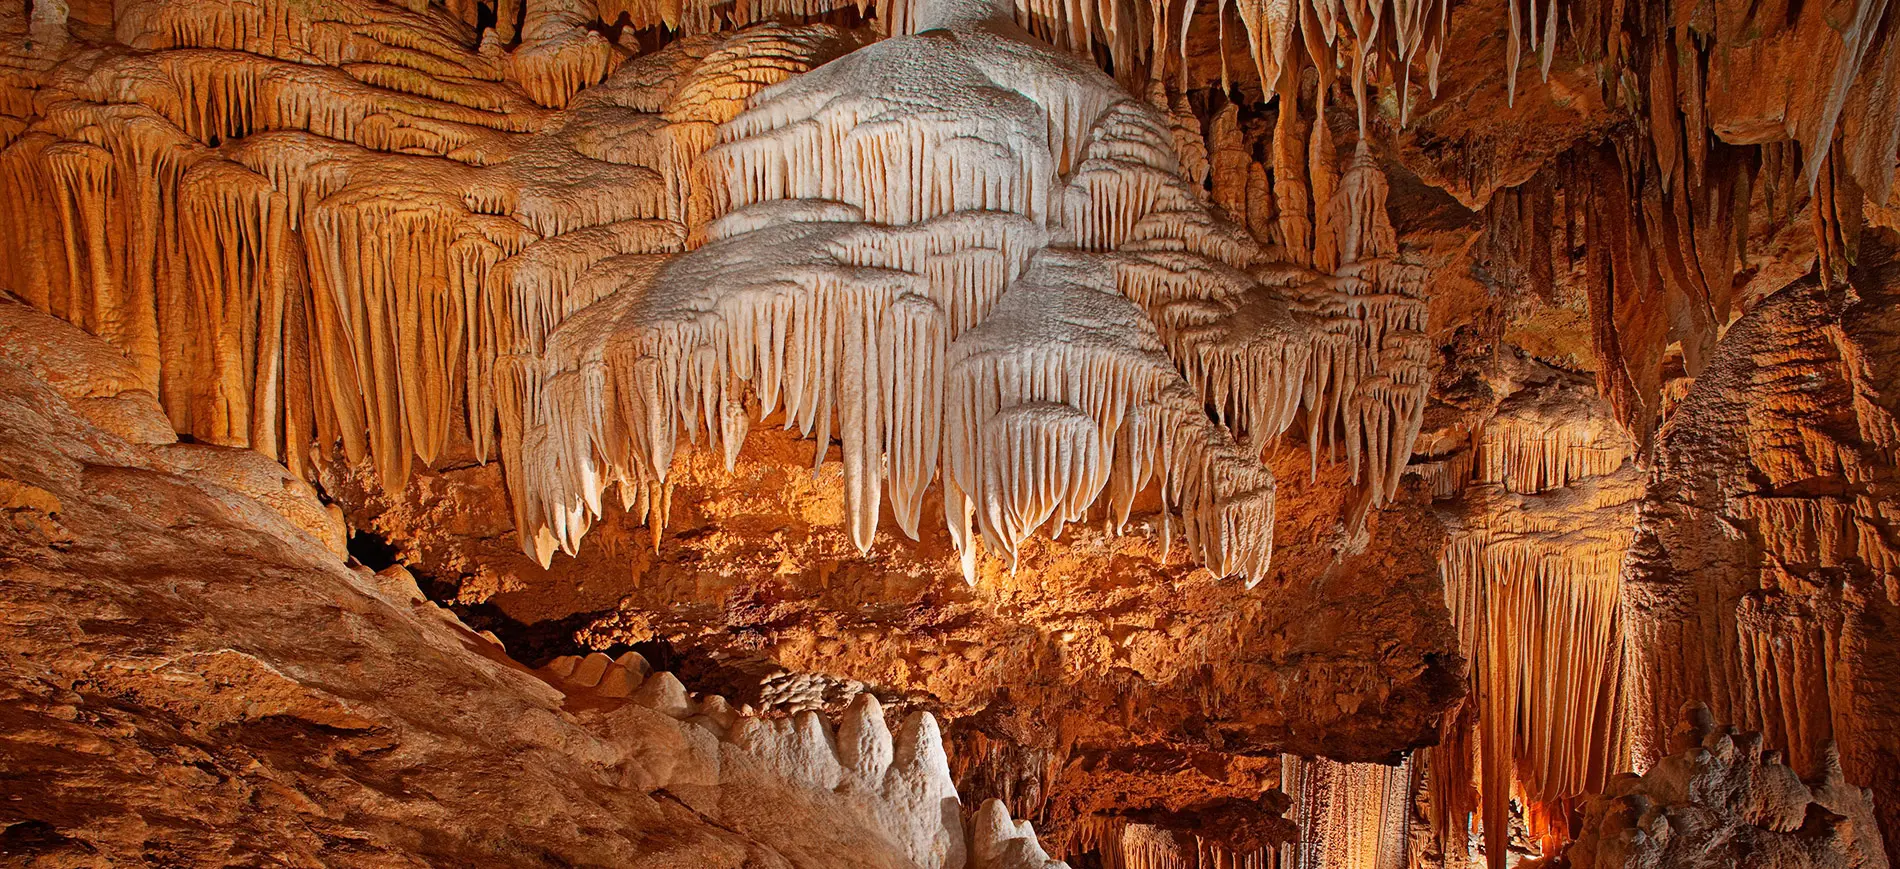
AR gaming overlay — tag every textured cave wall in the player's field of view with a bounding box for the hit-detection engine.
[0,295,925,867]
[1622,243,1900,861]
[1,0,1898,866]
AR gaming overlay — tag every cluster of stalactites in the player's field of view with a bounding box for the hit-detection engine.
[1072,105,1431,517]
[496,12,1297,585]
[1277,754,1412,869]
[507,208,1046,566]
[879,0,1455,133]
[942,249,1278,585]
[1485,0,1900,451]
[1431,376,1641,869]
[1292,147,1429,509]
[0,13,840,505]
[1473,383,1636,495]
[3,0,1431,586]
[1067,815,1282,869]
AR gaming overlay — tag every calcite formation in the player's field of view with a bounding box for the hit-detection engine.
[3,0,1900,866]
[1565,704,1887,869]
[1621,270,1900,867]
[1430,362,1643,865]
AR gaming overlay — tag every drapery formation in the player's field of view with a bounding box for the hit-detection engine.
[0,0,1434,586]
[1278,754,1412,869]
[1426,369,1641,869]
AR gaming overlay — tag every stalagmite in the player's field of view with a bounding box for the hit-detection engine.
[537,653,1076,869]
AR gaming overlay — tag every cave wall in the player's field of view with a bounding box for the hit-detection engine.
[1,0,1898,866]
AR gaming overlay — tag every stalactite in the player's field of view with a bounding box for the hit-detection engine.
[1277,755,1411,869]
[1476,383,1633,495]
[944,249,1277,583]
[1269,87,1310,267]
[0,0,1461,587]
[507,0,616,109]
[660,23,852,245]
[1295,147,1430,508]
[1073,814,1283,869]
[1154,83,1210,190]
[305,187,471,491]
[1433,372,1641,869]
[178,159,294,456]
[484,9,1328,584]
[1207,104,1248,224]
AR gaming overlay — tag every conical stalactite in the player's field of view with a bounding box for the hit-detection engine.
[1206,103,1248,225]
[1268,74,1311,267]
[1277,755,1411,869]
[1292,147,1430,509]
[1151,82,1210,190]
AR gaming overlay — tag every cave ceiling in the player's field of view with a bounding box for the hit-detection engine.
[0,0,1897,866]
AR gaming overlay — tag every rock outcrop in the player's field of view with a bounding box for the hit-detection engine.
[1564,704,1888,869]
[0,294,1061,866]
[3,0,1899,865]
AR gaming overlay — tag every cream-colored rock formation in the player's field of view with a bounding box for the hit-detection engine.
[3,0,1899,866]
[1565,704,1887,869]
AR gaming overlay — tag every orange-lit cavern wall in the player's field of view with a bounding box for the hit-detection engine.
[0,0,1896,866]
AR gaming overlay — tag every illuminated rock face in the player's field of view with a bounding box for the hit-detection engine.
[2,0,1899,867]
[1566,704,1888,869]
[1621,272,1900,868]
